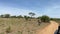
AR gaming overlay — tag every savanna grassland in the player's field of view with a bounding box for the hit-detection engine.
[0,18,49,34]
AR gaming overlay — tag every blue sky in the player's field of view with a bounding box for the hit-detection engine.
[0,0,60,18]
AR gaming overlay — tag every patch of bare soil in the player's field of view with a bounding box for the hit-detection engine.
[36,21,59,34]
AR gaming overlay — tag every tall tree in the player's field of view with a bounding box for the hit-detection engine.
[29,12,35,18]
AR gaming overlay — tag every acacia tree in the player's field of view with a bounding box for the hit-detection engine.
[29,12,35,18]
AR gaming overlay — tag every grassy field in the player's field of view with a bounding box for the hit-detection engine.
[0,18,49,34]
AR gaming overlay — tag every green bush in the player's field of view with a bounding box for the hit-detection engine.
[24,16,29,20]
[10,16,17,18]
[37,16,41,19]
[17,15,23,18]
[41,15,50,22]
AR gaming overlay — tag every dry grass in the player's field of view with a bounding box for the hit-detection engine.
[0,18,49,34]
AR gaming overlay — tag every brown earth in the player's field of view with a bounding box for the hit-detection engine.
[36,21,59,34]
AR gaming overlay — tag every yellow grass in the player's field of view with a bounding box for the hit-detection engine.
[0,18,49,34]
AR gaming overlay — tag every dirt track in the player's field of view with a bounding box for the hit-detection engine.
[36,21,59,34]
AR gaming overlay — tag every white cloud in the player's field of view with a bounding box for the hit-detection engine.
[0,6,33,16]
[0,6,42,17]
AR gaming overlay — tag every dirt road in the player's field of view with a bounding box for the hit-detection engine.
[36,21,59,34]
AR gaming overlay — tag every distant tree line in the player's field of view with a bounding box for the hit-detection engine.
[0,12,35,18]
[0,14,23,18]
[0,12,50,22]
[0,14,33,18]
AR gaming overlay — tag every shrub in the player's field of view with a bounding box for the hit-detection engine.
[17,31,22,34]
[41,15,50,22]
[6,26,11,33]
[17,15,23,18]
[50,18,54,20]
[24,16,29,21]
[10,16,17,18]
[37,16,41,19]
[0,15,4,18]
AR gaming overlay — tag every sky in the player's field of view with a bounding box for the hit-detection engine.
[0,0,60,18]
